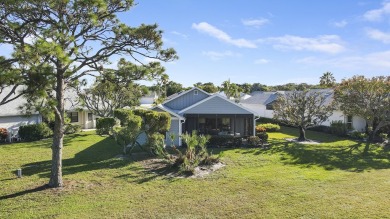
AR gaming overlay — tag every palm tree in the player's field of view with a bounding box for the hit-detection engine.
[320,72,336,88]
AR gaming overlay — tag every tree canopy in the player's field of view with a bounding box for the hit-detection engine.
[0,0,177,187]
[320,72,336,88]
[273,90,335,141]
[334,75,390,154]
[78,60,165,117]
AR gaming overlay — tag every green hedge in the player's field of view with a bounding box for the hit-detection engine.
[207,135,242,147]
[257,123,280,132]
[18,123,53,141]
[330,120,347,137]
[257,117,278,124]
[307,125,332,134]
[96,117,116,135]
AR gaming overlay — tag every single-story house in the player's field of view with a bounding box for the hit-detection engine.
[152,87,257,146]
[0,88,42,141]
[240,89,366,132]
[0,87,99,141]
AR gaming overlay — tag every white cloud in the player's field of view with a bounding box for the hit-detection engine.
[171,31,188,38]
[202,50,241,60]
[366,28,390,43]
[332,20,348,28]
[363,1,390,21]
[242,18,269,28]
[254,58,270,64]
[296,50,390,70]
[192,22,257,48]
[263,35,345,54]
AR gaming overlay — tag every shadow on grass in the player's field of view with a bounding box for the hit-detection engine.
[0,184,49,200]
[20,136,129,178]
[252,138,390,172]
[114,153,182,184]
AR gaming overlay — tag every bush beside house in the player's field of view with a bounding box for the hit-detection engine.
[0,128,8,142]
[18,123,53,141]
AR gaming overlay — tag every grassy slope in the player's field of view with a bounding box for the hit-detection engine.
[0,128,389,218]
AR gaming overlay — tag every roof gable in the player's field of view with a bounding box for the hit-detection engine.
[163,87,210,111]
[151,105,184,120]
[179,95,255,115]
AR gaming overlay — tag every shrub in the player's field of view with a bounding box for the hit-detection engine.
[174,131,216,174]
[148,133,169,159]
[257,123,280,132]
[257,117,278,124]
[307,125,332,134]
[349,131,368,140]
[256,132,269,142]
[64,124,81,134]
[0,128,8,141]
[379,133,388,142]
[207,135,235,147]
[330,120,347,137]
[255,126,266,132]
[247,136,261,146]
[96,117,116,135]
[113,109,133,126]
[18,123,53,141]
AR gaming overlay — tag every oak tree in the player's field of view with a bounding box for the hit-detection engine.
[334,75,390,154]
[273,90,335,141]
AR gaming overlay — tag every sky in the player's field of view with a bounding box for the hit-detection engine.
[120,0,390,87]
[1,1,389,87]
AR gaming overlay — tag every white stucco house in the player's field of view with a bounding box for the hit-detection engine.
[0,87,98,141]
[240,89,367,132]
[0,89,42,141]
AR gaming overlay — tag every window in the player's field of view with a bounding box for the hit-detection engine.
[68,112,78,123]
[88,113,93,121]
[346,115,353,130]
[194,90,198,95]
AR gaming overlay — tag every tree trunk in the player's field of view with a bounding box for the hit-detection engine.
[298,126,307,141]
[363,123,383,156]
[48,72,65,188]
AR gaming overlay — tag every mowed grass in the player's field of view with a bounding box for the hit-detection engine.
[1,128,389,218]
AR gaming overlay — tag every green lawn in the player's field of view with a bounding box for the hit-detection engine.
[1,127,389,218]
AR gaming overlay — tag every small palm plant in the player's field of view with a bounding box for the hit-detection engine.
[174,131,216,174]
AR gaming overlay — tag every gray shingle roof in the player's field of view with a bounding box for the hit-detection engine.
[240,91,278,105]
[0,86,38,116]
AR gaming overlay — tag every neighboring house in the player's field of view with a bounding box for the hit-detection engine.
[152,87,257,146]
[64,89,99,129]
[240,89,366,132]
[139,91,158,109]
[0,87,98,141]
[0,87,42,141]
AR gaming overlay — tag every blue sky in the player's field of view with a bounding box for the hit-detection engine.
[1,1,389,87]
[122,0,390,87]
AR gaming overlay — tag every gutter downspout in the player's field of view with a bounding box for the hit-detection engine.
[179,119,186,146]
[254,116,260,136]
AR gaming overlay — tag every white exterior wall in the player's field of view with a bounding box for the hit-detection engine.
[165,118,182,146]
[321,110,345,126]
[69,111,97,129]
[352,116,366,132]
[0,115,42,130]
[0,114,42,141]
